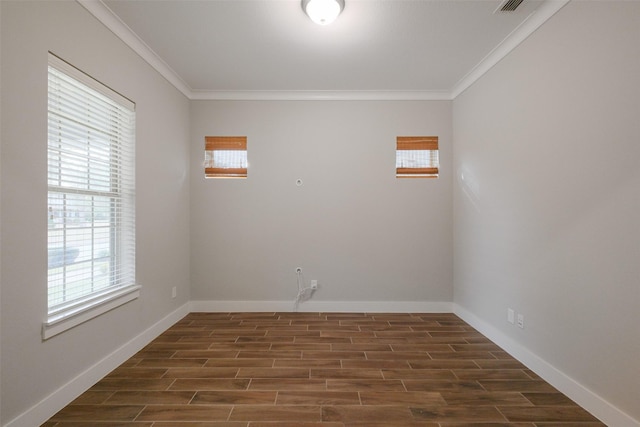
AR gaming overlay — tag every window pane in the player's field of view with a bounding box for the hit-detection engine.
[47,192,115,308]
[396,150,439,169]
[205,149,248,169]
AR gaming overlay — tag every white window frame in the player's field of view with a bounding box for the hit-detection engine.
[44,53,138,339]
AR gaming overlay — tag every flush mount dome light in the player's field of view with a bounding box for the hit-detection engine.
[302,0,345,25]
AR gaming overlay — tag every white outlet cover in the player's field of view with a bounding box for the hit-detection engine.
[507,308,515,324]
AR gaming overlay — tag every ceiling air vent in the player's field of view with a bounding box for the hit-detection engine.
[498,0,525,12]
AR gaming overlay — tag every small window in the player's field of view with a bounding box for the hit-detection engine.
[396,136,439,178]
[46,53,138,338]
[205,136,248,178]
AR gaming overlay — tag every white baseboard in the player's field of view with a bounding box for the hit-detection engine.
[453,303,640,427]
[189,299,453,313]
[5,303,190,427]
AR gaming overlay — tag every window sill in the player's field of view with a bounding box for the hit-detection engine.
[43,285,141,340]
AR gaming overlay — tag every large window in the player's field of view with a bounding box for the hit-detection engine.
[46,54,138,338]
[396,136,439,178]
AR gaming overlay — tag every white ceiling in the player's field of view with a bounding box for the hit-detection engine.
[84,0,568,100]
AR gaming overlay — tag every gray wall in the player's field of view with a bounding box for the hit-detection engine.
[2,0,639,424]
[453,1,640,420]
[190,100,453,306]
[0,1,3,423]
[0,1,191,423]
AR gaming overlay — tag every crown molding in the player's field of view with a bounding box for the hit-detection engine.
[79,0,568,102]
[190,90,452,101]
[77,0,192,99]
[451,0,570,99]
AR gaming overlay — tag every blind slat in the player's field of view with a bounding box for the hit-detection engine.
[48,52,134,110]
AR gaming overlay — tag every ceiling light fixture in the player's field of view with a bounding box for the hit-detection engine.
[302,0,345,26]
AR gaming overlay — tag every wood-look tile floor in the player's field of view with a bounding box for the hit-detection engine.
[44,312,605,426]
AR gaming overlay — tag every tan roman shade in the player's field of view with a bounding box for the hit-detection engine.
[205,136,248,178]
[396,136,439,178]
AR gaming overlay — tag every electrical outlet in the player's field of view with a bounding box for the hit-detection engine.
[517,313,524,329]
[171,286,177,299]
[310,280,318,289]
[507,308,515,324]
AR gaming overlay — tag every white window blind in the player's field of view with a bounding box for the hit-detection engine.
[205,136,248,178]
[46,54,137,338]
[396,136,439,178]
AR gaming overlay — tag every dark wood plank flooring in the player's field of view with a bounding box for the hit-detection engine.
[43,312,605,426]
